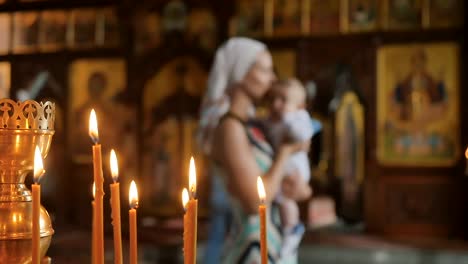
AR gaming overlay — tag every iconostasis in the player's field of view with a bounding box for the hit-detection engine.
[0,0,465,240]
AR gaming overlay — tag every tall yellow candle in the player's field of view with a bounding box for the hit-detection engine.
[32,184,40,264]
[89,109,104,264]
[465,147,468,175]
[109,149,123,264]
[92,183,96,264]
[32,146,45,264]
[182,189,197,264]
[257,176,267,264]
[182,157,198,264]
[129,180,139,264]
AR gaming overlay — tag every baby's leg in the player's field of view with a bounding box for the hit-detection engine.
[279,198,304,258]
[279,198,300,232]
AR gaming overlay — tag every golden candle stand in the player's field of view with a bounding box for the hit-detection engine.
[0,99,55,263]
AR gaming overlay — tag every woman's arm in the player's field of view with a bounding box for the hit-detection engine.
[215,118,291,214]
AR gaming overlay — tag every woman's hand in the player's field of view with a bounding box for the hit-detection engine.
[281,171,312,202]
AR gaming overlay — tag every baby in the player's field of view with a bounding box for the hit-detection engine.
[266,78,314,256]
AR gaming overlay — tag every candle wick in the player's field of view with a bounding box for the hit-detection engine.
[34,169,46,184]
[190,188,196,200]
[90,134,99,144]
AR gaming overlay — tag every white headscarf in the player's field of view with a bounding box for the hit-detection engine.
[197,37,266,155]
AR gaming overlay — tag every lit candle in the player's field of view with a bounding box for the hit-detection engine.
[89,109,104,264]
[257,176,267,264]
[32,146,45,264]
[92,182,96,264]
[465,147,468,176]
[109,149,123,264]
[129,180,139,264]
[182,157,198,264]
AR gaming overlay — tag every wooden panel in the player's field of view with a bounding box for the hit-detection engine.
[366,174,464,237]
[385,181,453,226]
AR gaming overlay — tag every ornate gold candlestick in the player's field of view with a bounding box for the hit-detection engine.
[0,99,55,264]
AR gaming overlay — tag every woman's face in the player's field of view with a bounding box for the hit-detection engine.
[243,51,276,101]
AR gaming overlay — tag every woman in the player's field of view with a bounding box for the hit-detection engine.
[198,37,311,263]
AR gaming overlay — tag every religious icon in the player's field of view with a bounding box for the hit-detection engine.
[377,43,460,166]
[142,57,206,216]
[343,0,378,32]
[96,8,119,47]
[133,11,161,55]
[272,0,303,36]
[229,0,266,37]
[69,9,97,49]
[271,49,296,79]
[383,0,423,30]
[187,8,218,52]
[0,62,10,99]
[69,59,138,186]
[0,14,10,55]
[38,10,68,52]
[424,0,463,28]
[12,12,40,53]
[334,91,364,221]
[308,0,340,34]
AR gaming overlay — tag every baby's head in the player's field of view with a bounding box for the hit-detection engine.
[270,78,306,118]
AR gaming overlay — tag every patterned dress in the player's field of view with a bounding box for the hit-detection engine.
[216,113,297,264]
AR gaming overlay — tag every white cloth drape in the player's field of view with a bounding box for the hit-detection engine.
[197,37,266,155]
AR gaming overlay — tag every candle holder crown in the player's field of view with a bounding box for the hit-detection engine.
[0,99,55,130]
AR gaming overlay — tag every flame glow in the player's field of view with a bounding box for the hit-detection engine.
[89,109,99,143]
[465,147,468,159]
[257,176,266,203]
[129,180,139,209]
[189,157,196,197]
[92,182,96,199]
[182,188,189,210]
[33,146,45,183]
[110,149,119,182]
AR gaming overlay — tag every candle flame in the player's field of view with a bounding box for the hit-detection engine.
[257,176,266,204]
[110,149,119,182]
[92,182,95,199]
[465,147,468,159]
[182,188,189,210]
[33,146,45,183]
[89,109,99,144]
[12,213,18,223]
[129,180,139,209]
[189,156,196,198]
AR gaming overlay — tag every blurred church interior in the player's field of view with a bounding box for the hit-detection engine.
[0,0,466,263]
